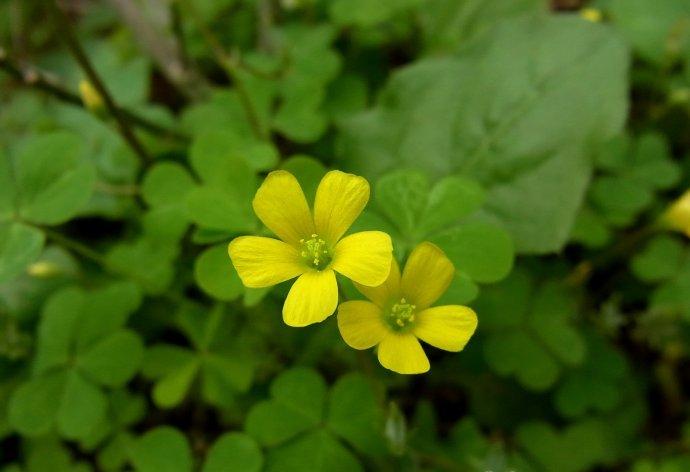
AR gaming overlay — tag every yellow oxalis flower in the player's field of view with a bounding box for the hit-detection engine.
[228,170,393,327]
[662,190,690,237]
[337,242,477,375]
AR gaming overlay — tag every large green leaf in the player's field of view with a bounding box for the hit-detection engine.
[338,15,629,253]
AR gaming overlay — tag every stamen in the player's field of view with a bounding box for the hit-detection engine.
[385,298,417,332]
[300,235,332,270]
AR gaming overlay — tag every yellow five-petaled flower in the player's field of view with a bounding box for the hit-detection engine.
[337,242,478,374]
[228,170,393,327]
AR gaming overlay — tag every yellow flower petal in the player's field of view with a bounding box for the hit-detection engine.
[413,305,478,352]
[401,242,454,309]
[313,170,369,244]
[252,170,315,246]
[337,301,387,349]
[331,231,393,286]
[377,333,429,374]
[354,258,401,308]
[662,189,690,236]
[228,236,306,288]
[283,269,338,327]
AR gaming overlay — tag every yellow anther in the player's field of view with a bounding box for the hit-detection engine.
[300,235,332,269]
[386,298,417,332]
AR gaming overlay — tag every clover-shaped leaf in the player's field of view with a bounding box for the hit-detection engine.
[632,235,690,321]
[554,332,629,418]
[476,269,586,390]
[517,420,614,472]
[8,283,143,440]
[245,367,326,446]
[0,133,95,282]
[142,304,254,409]
[245,368,384,471]
[186,133,258,234]
[359,170,513,303]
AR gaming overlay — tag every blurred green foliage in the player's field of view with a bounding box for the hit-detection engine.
[2,0,690,471]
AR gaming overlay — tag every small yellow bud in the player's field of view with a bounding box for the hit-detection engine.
[661,190,690,237]
[26,261,61,278]
[669,87,690,105]
[79,79,105,112]
[580,8,603,23]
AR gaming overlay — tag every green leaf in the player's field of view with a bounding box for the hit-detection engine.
[375,170,430,237]
[77,330,144,387]
[0,222,44,283]
[153,359,200,409]
[34,287,85,374]
[370,170,514,294]
[8,371,67,436]
[203,433,263,472]
[280,156,327,203]
[56,370,107,440]
[0,149,15,220]
[631,235,686,282]
[327,373,385,455]
[265,430,362,472]
[430,222,514,283]
[419,176,485,234]
[14,132,95,225]
[338,15,628,253]
[517,419,613,472]
[194,244,243,301]
[75,281,142,349]
[554,333,629,418]
[246,367,327,446]
[419,0,545,54]
[187,186,256,233]
[141,162,196,208]
[129,427,192,472]
[190,130,278,173]
[477,269,586,390]
[608,0,690,64]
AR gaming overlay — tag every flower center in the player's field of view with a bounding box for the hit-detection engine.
[385,298,417,332]
[300,234,332,270]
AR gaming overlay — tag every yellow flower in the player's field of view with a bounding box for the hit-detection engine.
[580,8,603,23]
[337,242,478,375]
[79,79,105,112]
[228,170,393,327]
[662,190,690,237]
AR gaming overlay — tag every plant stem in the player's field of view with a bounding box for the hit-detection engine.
[1,48,189,142]
[42,227,108,267]
[50,1,153,165]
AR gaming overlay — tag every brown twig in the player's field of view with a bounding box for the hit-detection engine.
[51,0,152,164]
[0,47,189,143]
